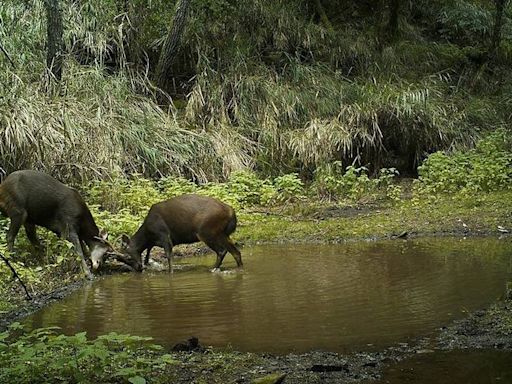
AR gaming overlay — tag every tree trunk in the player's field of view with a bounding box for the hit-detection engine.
[314,0,333,31]
[387,0,400,40]
[156,0,191,91]
[44,0,64,81]
[490,0,509,57]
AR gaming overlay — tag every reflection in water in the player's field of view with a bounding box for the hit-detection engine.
[24,238,512,353]
[372,350,512,384]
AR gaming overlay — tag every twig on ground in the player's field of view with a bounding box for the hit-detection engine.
[0,252,32,300]
[0,41,15,68]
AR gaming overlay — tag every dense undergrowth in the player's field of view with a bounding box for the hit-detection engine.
[1,0,511,180]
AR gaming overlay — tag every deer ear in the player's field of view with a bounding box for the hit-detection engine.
[99,229,109,241]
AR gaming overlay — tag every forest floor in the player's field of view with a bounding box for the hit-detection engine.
[1,190,512,383]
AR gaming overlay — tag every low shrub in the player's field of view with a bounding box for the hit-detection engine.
[416,129,512,194]
[0,323,171,384]
[313,161,400,201]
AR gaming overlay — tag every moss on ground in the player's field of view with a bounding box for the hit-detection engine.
[236,191,512,244]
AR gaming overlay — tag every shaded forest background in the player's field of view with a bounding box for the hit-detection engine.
[1,0,511,183]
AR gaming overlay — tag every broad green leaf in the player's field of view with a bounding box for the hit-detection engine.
[128,376,146,384]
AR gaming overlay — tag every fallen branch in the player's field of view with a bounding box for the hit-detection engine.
[0,252,32,300]
[0,41,15,68]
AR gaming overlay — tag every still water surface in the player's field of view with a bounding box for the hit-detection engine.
[24,238,512,353]
[371,350,512,384]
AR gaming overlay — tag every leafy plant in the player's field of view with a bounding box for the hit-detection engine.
[197,183,241,210]
[313,163,399,201]
[0,323,173,384]
[88,176,161,214]
[227,170,267,206]
[158,177,198,199]
[272,173,305,203]
[416,129,512,194]
[225,170,281,207]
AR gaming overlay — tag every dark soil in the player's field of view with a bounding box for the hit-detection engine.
[309,204,380,220]
[437,300,512,351]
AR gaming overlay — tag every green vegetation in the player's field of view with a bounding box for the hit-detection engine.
[415,128,512,194]
[0,322,271,384]
[1,0,512,381]
[1,0,511,181]
[0,324,158,383]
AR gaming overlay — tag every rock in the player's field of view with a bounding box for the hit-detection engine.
[416,349,435,354]
[497,226,509,233]
[363,360,377,367]
[310,364,349,372]
[172,336,203,352]
[252,373,287,384]
[146,259,167,271]
[391,231,409,239]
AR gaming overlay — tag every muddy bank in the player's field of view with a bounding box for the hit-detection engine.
[161,297,512,384]
[437,298,512,350]
[0,279,88,331]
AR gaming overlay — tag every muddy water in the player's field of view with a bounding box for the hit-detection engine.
[372,350,512,384]
[24,238,512,353]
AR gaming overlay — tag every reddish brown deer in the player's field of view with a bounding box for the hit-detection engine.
[0,170,112,279]
[120,194,243,272]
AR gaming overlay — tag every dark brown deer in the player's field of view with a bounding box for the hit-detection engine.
[0,170,112,279]
[120,194,243,272]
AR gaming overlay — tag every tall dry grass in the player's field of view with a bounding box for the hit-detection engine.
[0,0,508,182]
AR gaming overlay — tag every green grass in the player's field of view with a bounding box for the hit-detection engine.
[235,190,512,243]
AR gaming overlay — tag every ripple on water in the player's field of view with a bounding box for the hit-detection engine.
[24,238,512,353]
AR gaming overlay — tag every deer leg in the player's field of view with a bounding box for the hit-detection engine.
[68,232,93,280]
[213,249,227,271]
[24,223,43,253]
[144,246,153,266]
[163,240,173,273]
[206,236,243,270]
[6,209,26,253]
[200,235,230,272]
[226,237,243,268]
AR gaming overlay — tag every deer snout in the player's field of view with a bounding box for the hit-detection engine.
[90,244,109,272]
[91,258,101,271]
